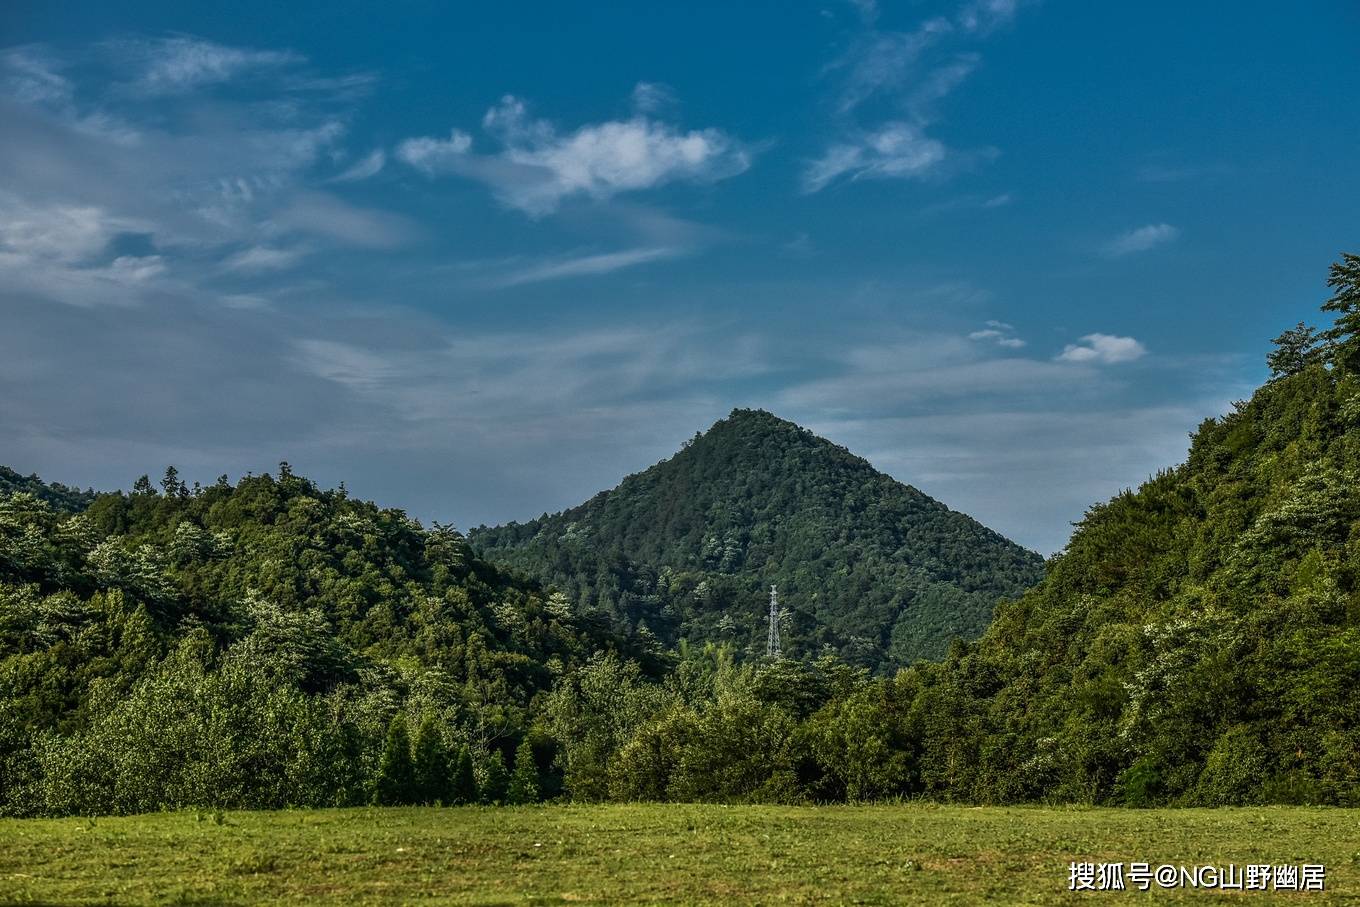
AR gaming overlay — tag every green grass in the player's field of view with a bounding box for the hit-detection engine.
[1,804,1358,905]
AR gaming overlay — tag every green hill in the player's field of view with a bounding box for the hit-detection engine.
[896,254,1360,805]
[470,409,1044,669]
[0,467,645,817]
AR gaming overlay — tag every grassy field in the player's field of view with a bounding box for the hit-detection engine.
[1,804,1358,905]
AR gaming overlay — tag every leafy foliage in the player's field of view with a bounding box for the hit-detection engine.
[471,409,1043,669]
[0,469,639,815]
[0,467,96,515]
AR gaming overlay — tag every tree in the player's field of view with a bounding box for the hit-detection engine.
[411,717,453,805]
[450,745,478,805]
[1267,322,1322,378]
[160,466,182,497]
[506,737,540,804]
[373,714,416,805]
[1322,252,1360,371]
[478,750,509,805]
[132,475,154,496]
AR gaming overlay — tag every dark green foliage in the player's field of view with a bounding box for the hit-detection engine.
[0,468,635,816]
[0,467,96,514]
[450,745,478,805]
[507,737,540,804]
[411,717,454,805]
[471,409,1043,670]
[1322,251,1360,370]
[479,751,509,805]
[1267,322,1323,378]
[374,715,416,806]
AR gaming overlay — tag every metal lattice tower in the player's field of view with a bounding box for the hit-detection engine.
[766,584,782,658]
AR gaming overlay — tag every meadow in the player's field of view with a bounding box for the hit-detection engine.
[1,804,1358,905]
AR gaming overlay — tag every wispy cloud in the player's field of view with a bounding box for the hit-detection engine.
[956,0,1025,35]
[802,123,948,193]
[330,149,386,182]
[488,246,688,287]
[1102,223,1179,257]
[0,35,409,308]
[629,81,676,114]
[804,0,1031,193]
[968,320,1025,348]
[113,36,304,96]
[396,90,751,216]
[1057,333,1147,364]
[395,129,473,173]
[221,245,305,273]
[1,45,73,105]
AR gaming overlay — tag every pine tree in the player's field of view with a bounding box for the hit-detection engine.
[411,717,452,805]
[132,474,154,495]
[506,737,540,805]
[450,744,478,805]
[161,466,182,497]
[373,714,416,806]
[1322,252,1360,371]
[478,750,509,805]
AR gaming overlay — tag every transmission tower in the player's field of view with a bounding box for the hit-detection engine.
[766,584,782,658]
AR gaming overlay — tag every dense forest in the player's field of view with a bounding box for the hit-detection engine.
[0,467,659,815]
[0,466,95,514]
[3,254,1358,815]
[471,409,1044,669]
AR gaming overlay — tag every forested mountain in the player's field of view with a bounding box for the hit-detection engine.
[0,467,653,816]
[470,409,1044,670]
[535,254,1360,807]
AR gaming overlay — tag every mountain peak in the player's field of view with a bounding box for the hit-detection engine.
[471,412,1043,670]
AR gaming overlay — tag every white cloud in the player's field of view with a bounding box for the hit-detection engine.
[0,197,129,263]
[489,246,686,287]
[968,321,1025,348]
[107,254,166,282]
[1,45,73,105]
[808,0,1030,195]
[1102,223,1179,258]
[0,38,418,311]
[119,37,304,95]
[395,130,473,173]
[832,18,954,115]
[397,94,750,216]
[221,245,304,273]
[630,81,675,113]
[330,149,385,182]
[1057,333,1147,364]
[802,122,948,192]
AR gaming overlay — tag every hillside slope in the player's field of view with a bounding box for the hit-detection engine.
[471,409,1044,669]
[0,467,645,816]
[898,260,1360,804]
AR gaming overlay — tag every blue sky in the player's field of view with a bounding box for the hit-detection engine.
[2,1,1357,553]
